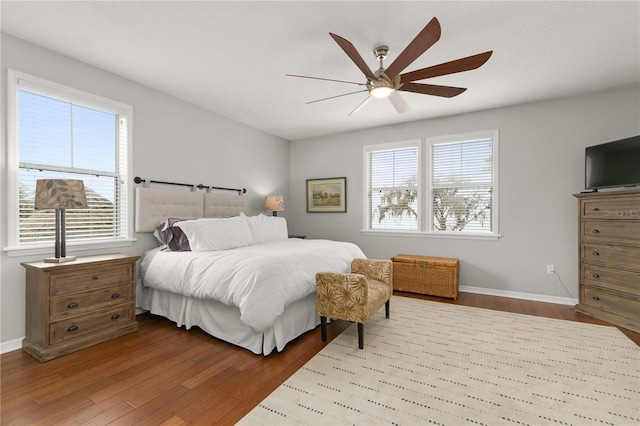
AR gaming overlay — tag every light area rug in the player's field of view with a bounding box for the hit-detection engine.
[239,295,640,426]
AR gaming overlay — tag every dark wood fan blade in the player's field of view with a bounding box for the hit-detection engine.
[400,51,493,84]
[329,33,377,80]
[286,74,366,86]
[399,82,467,98]
[384,17,441,80]
[306,89,368,104]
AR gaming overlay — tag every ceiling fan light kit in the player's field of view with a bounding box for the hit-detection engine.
[369,83,394,99]
[287,17,493,115]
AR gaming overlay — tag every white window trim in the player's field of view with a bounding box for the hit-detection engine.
[363,139,421,233]
[4,69,135,256]
[362,130,501,240]
[426,129,500,239]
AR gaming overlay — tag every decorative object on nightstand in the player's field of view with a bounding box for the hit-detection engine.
[265,195,284,216]
[573,190,640,333]
[21,254,140,362]
[34,179,88,263]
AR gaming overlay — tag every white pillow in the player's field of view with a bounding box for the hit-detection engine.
[176,217,253,251]
[242,213,288,243]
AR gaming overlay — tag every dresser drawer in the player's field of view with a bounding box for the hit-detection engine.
[580,285,640,321]
[581,197,640,220]
[50,284,132,320]
[581,243,640,271]
[49,304,134,345]
[50,264,134,296]
[581,264,640,295]
[580,220,640,245]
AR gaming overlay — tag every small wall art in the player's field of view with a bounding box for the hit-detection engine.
[306,177,346,213]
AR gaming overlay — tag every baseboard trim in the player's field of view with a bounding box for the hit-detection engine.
[461,285,578,306]
[1,338,22,355]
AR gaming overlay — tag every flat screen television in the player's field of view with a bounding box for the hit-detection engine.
[585,135,640,190]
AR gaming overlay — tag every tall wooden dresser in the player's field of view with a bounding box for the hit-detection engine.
[573,190,640,333]
[21,253,140,361]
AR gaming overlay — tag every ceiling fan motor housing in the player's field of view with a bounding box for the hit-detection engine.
[373,45,389,60]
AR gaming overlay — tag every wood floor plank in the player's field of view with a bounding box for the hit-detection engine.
[56,399,134,425]
[2,292,638,425]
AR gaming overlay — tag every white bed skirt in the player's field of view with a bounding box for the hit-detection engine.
[138,284,320,355]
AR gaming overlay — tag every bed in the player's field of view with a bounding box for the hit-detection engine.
[135,187,365,355]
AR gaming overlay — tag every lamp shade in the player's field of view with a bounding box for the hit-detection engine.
[264,195,284,212]
[35,179,88,210]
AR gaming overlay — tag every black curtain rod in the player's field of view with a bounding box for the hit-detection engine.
[133,176,246,194]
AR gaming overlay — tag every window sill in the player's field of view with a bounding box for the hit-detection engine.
[361,230,501,241]
[3,238,137,258]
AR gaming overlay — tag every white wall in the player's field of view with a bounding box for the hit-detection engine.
[288,84,640,302]
[0,34,291,349]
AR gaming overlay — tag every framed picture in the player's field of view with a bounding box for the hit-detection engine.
[306,177,346,213]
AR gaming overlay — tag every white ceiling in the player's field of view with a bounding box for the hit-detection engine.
[1,1,638,141]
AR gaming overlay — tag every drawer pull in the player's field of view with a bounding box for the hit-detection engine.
[592,295,600,301]
[593,207,599,211]
[67,302,79,309]
[111,314,120,320]
[592,273,600,279]
[92,275,99,280]
[591,229,599,234]
[67,325,79,332]
[592,251,600,256]
[111,293,121,299]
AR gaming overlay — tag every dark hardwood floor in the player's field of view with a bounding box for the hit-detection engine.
[2,292,638,425]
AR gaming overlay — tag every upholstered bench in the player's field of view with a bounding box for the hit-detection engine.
[316,258,393,349]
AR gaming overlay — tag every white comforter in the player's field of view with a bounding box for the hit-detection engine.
[140,239,365,332]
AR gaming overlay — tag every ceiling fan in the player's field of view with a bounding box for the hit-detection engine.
[287,17,493,115]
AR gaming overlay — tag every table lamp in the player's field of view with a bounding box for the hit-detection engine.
[264,195,284,216]
[34,179,88,263]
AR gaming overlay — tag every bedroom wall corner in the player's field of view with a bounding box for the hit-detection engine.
[0,33,291,350]
[288,84,640,302]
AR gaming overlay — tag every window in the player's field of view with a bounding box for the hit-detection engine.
[428,131,498,235]
[364,130,499,239]
[365,140,420,232]
[6,70,133,254]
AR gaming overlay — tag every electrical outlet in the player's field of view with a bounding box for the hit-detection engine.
[546,264,555,274]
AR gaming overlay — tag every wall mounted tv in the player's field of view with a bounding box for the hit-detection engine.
[585,135,640,190]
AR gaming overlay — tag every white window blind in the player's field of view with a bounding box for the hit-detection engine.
[430,137,494,233]
[366,142,419,231]
[12,72,130,247]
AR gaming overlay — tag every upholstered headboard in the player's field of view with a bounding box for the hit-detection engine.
[135,187,250,232]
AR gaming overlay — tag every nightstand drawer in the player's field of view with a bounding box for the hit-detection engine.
[50,284,132,320]
[50,264,134,296]
[50,305,134,345]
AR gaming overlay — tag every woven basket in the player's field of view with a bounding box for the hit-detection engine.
[391,254,459,299]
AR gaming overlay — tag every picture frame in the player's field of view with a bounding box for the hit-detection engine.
[306,177,346,213]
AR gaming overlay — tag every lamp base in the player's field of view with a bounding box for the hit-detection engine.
[44,256,77,263]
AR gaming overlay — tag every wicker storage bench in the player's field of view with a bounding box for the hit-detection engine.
[391,254,460,299]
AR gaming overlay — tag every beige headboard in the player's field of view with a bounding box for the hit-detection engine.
[135,187,250,232]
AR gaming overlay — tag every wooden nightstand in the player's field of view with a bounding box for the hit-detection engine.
[21,253,140,362]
